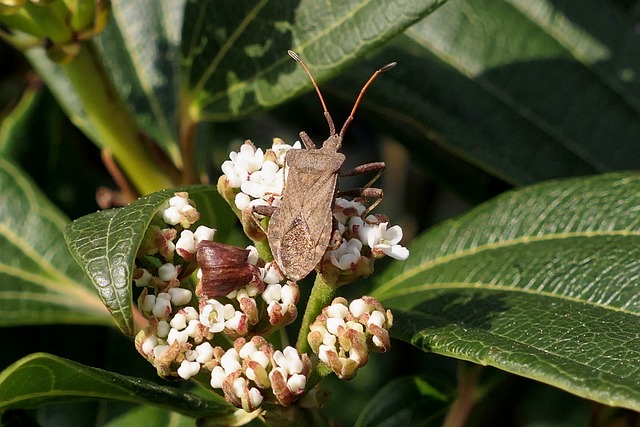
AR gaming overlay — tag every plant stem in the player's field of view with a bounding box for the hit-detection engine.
[54,43,174,194]
[442,362,483,427]
[296,274,336,354]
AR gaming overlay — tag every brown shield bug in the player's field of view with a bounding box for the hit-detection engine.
[196,241,264,298]
[254,50,395,282]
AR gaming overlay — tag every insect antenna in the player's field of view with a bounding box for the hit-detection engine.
[339,61,396,138]
[288,50,337,136]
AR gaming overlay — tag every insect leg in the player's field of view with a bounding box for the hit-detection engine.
[328,217,342,250]
[337,187,384,218]
[340,161,385,191]
[249,205,276,235]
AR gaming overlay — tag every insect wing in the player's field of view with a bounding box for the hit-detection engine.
[268,149,344,281]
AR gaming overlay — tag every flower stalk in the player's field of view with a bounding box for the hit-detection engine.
[51,43,174,194]
[296,274,337,354]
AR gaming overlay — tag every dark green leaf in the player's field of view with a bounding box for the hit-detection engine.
[373,172,640,411]
[64,186,231,336]
[0,83,110,219]
[182,0,448,121]
[355,376,451,427]
[0,157,111,327]
[370,0,640,185]
[0,353,233,419]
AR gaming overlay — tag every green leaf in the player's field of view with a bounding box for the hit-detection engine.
[0,353,233,419]
[104,405,195,427]
[64,185,231,336]
[355,376,451,427]
[0,157,111,327]
[93,0,185,165]
[373,172,640,411]
[351,0,640,185]
[182,0,448,121]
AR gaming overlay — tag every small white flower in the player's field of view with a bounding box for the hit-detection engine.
[282,347,304,374]
[168,194,190,210]
[246,246,259,265]
[141,295,156,312]
[349,298,370,318]
[232,377,246,398]
[241,180,266,199]
[194,225,216,243]
[372,335,383,348]
[176,230,196,256]
[152,297,172,319]
[263,263,283,284]
[318,344,334,365]
[262,284,282,304]
[328,239,363,270]
[170,313,187,330]
[182,307,199,321]
[346,320,364,334]
[362,222,410,260]
[326,317,345,335]
[287,374,307,393]
[177,360,201,380]
[167,327,189,345]
[224,311,244,331]
[326,303,349,319]
[221,348,242,374]
[157,292,172,301]
[245,284,260,297]
[134,269,152,287]
[168,288,192,306]
[222,160,243,188]
[195,342,215,363]
[210,366,226,388]
[162,206,182,225]
[199,300,227,333]
[252,351,270,368]
[156,320,170,338]
[368,310,386,328]
[248,388,264,408]
[323,332,337,347]
[239,144,264,172]
[141,335,157,355]
[239,341,258,359]
[184,319,200,337]
[280,284,295,306]
[158,263,179,282]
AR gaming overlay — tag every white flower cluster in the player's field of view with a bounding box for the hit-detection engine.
[209,336,310,412]
[221,139,300,211]
[220,140,409,276]
[134,192,307,412]
[307,296,393,380]
[328,198,409,272]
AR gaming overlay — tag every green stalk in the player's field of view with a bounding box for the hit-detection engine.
[57,43,174,194]
[296,274,337,354]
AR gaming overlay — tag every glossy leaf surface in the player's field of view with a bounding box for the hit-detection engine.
[374,173,640,410]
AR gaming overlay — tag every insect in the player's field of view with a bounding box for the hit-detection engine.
[196,241,264,298]
[255,50,396,282]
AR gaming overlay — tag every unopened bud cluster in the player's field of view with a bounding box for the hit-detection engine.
[134,192,306,411]
[0,0,109,62]
[307,297,392,380]
[218,139,409,284]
